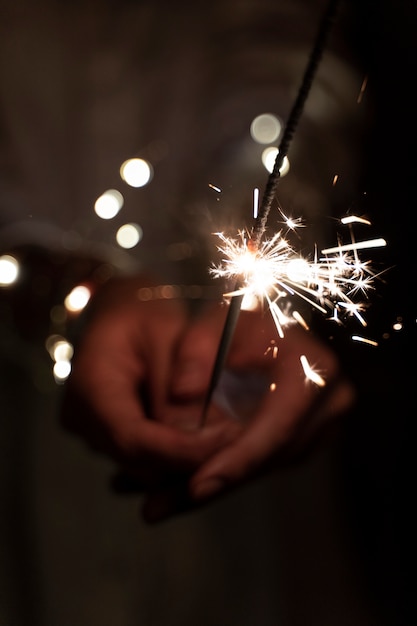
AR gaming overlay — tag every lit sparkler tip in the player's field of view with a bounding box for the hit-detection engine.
[211,213,384,339]
[247,238,258,253]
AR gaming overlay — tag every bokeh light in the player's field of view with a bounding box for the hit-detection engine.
[53,359,72,382]
[116,223,143,249]
[94,189,124,219]
[64,285,91,312]
[250,113,282,144]
[53,340,74,362]
[262,147,290,176]
[120,158,153,188]
[46,335,74,383]
[0,254,19,286]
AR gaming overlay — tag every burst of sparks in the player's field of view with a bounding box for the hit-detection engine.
[210,217,386,338]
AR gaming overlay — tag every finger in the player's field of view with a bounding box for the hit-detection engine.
[63,297,188,451]
[62,297,244,489]
[138,298,189,420]
[65,364,242,476]
[189,334,352,501]
[169,302,228,402]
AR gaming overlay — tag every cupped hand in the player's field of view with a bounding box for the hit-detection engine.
[61,276,354,523]
[60,277,242,490]
[142,300,355,521]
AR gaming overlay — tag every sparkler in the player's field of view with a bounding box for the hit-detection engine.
[201,215,386,424]
[200,0,342,424]
[200,0,386,425]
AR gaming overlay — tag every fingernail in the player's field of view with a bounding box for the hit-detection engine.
[192,477,225,501]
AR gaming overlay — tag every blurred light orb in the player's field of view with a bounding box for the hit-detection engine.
[46,334,73,359]
[46,334,74,383]
[64,285,91,312]
[120,158,153,188]
[0,254,19,285]
[94,189,124,219]
[53,340,74,362]
[262,147,290,176]
[49,305,67,325]
[250,113,282,144]
[116,223,143,249]
[53,359,72,382]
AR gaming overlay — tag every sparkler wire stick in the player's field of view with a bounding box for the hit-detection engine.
[201,292,244,421]
[200,0,341,426]
[251,0,340,246]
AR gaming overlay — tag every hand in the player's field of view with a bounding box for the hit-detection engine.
[61,276,354,523]
[61,277,242,491]
[142,300,355,521]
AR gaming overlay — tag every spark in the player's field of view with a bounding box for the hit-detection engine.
[278,208,306,232]
[338,301,368,326]
[253,188,260,219]
[211,217,385,336]
[292,310,310,330]
[264,341,279,358]
[352,335,379,346]
[341,215,371,226]
[208,183,222,193]
[321,237,386,254]
[357,75,368,104]
[300,355,326,387]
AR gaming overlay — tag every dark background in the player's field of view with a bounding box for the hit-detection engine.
[1,1,415,624]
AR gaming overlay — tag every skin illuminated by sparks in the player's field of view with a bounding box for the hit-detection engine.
[211,219,386,337]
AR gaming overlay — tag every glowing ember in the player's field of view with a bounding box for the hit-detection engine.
[300,354,326,387]
[352,335,379,346]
